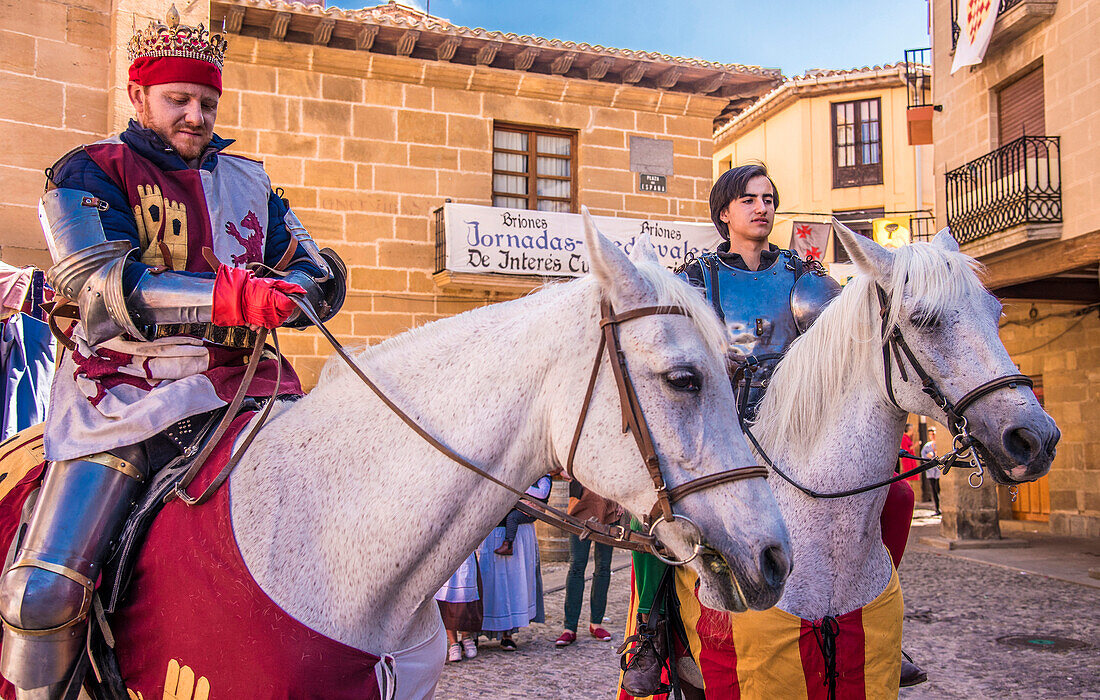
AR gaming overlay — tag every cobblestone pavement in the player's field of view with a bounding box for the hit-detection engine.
[436,540,1100,699]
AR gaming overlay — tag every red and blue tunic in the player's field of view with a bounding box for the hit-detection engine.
[44,121,316,461]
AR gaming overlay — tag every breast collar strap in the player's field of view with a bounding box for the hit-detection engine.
[876,284,1032,434]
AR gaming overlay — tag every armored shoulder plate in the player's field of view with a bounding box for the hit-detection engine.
[790,262,841,333]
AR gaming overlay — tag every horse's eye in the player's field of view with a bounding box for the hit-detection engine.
[665,369,702,392]
[909,312,940,331]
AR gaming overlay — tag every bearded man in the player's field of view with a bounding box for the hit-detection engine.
[0,7,345,698]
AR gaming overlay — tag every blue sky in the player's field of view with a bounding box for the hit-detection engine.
[340,1,931,76]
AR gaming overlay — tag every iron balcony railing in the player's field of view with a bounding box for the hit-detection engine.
[945,135,1061,245]
[904,48,932,109]
[951,0,1027,49]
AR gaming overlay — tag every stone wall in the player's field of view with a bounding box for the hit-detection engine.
[0,0,113,268]
[1000,301,1100,537]
[219,34,722,387]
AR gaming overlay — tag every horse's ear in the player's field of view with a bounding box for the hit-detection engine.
[932,227,960,252]
[832,217,893,282]
[583,207,652,307]
[630,232,661,266]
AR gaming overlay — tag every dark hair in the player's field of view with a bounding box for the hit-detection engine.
[709,163,779,240]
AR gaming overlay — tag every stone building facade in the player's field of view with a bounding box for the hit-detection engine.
[0,0,780,389]
[930,0,1099,537]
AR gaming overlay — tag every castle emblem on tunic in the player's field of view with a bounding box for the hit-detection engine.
[127,4,228,69]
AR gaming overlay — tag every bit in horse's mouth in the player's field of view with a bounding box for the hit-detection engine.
[699,548,747,612]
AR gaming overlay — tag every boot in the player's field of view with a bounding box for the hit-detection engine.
[900,650,928,687]
[618,613,669,697]
[493,540,513,556]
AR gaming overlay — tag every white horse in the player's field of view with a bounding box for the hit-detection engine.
[665,225,1058,698]
[75,216,793,699]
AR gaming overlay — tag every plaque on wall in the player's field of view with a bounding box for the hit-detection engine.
[639,174,667,193]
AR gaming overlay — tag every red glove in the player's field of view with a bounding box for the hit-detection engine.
[212,265,306,329]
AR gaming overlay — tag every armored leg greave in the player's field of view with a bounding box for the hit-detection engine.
[0,450,145,699]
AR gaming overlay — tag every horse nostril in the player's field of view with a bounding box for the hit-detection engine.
[759,544,790,590]
[1003,426,1040,465]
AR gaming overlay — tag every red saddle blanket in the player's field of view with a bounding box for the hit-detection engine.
[0,414,383,700]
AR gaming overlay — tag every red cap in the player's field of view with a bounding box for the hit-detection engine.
[128,56,222,94]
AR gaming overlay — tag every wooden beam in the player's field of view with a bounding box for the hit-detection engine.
[476,41,501,66]
[435,36,461,61]
[656,66,683,89]
[550,51,576,75]
[312,18,335,45]
[994,277,1099,303]
[270,12,291,41]
[982,229,1100,289]
[224,6,245,33]
[397,29,419,56]
[698,73,725,94]
[356,25,379,50]
[587,57,613,80]
[514,47,540,71]
[623,61,647,84]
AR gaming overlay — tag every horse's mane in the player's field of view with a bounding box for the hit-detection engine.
[631,260,729,361]
[315,259,729,387]
[754,241,985,461]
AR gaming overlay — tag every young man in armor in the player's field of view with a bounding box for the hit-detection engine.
[0,8,346,698]
[620,164,924,696]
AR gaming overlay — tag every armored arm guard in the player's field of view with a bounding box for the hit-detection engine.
[279,209,346,329]
[40,188,215,345]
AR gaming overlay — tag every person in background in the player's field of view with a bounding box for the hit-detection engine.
[923,427,942,515]
[900,422,919,484]
[436,552,482,663]
[478,474,550,650]
[555,479,622,647]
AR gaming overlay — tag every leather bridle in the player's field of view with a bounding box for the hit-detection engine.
[876,284,1031,487]
[561,299,768,563]
[238,296,768,566]
[742,284,1033,499]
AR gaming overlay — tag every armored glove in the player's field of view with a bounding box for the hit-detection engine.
[212,265,305,329]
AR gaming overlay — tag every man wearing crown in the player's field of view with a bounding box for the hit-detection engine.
[0,8,347,697]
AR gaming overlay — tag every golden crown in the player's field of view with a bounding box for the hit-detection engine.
[127,5,228,70]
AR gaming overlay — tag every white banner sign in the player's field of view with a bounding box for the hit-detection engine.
[442,203,722,277]
[951,0,998,74]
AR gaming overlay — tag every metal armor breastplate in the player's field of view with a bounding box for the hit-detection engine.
[700,252,801,422]
[713,253,800,363]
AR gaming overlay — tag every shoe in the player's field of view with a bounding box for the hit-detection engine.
[494,540,513,556]
[900,651,928,687]
[590,625,612,641]
[619,614,669,696]
[555,630,577,647]
[447,642,463,662]
[500,636,517,651]
[462,637,477,659]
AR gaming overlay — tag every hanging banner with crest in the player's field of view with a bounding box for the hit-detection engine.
[441,203,722,277]
[788,221,831,262]
[951,0,999,74]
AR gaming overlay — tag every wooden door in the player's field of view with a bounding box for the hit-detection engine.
[1011,376,1050,521]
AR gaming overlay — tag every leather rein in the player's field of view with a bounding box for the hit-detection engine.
[744,284,1032,499]
[257,296,766,564]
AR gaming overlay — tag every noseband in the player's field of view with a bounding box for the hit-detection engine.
[876,285,1032,486]
[564,299,768,565]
